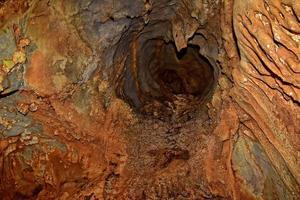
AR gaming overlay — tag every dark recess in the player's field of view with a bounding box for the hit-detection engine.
[118,39,216,120]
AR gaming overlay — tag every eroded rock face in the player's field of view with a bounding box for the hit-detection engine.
[0,0,299,199]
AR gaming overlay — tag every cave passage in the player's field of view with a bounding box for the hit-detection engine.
[118,39,216,119]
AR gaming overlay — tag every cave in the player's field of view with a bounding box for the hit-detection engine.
[118,39,216,119]
[0,0,300,200]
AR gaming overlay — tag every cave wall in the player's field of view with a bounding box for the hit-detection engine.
[0,0,299,199]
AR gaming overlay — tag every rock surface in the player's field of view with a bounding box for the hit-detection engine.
[0,0,299,199]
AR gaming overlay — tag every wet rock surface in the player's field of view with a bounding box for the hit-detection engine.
[0,0,299,199]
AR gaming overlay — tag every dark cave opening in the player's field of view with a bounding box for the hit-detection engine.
[158,69,185,95]
[117,39,216,119]
[153,42,215,98]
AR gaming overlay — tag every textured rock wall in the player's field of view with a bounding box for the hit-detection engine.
[0,0,299,199]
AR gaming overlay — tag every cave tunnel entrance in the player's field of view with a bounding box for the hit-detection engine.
[154,42,215,98]
[118,39,216,120]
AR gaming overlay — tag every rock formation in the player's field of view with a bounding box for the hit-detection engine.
[0,0,299,199]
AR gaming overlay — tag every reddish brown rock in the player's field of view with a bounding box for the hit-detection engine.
[0,0,299,199]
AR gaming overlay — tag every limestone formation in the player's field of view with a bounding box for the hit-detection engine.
[0,0,299,199]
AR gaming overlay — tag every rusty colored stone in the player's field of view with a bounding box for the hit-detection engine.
[0,0,299,199]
